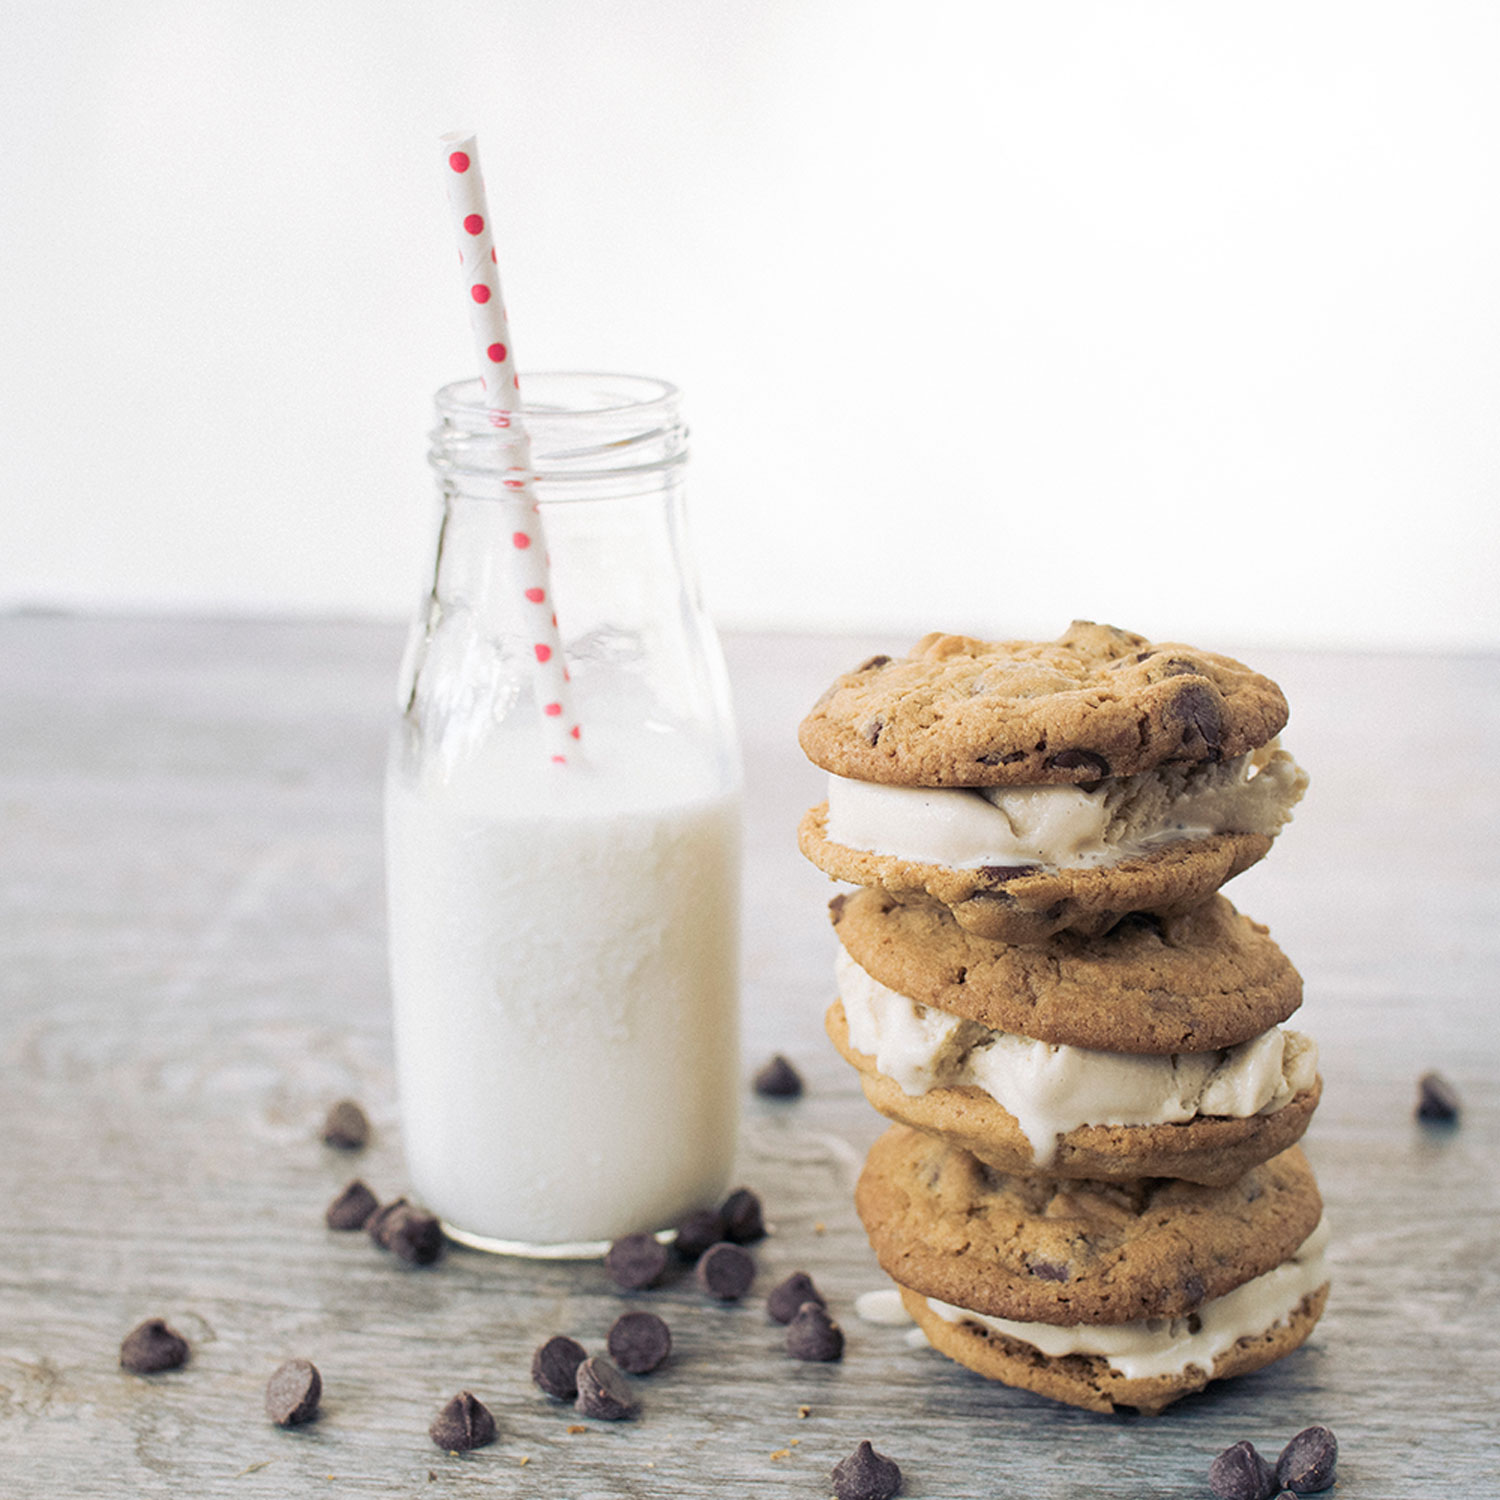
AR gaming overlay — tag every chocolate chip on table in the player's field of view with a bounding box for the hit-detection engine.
[767,1271,826,1324]
[325,1179,379,1231]
[1276,1425,1338,1493]
[607,1311,672,1374]
[387,1206,445,1266]
[366,1196,409,1244]
[752,1054,804,1099]
[1416,1070,1461,1123]
[119,1319,189,1374]
[673,1208,726,1262]
[832,1439,903,1500]
[696,1241,755,1301]
[719,1187,765,1244]
[429,1391,497,1451]
[786,1302,844,1362]
[321,1098,370,1150]
[605,1232,669,1290]
[574,1356,639,1420]
[265,1358,321,1426]
[1208,1439,1278,1500]
[531,1334,588,1400]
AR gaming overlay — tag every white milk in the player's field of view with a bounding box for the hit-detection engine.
[385,726,741,1251]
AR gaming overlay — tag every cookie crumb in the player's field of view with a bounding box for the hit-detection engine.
[814,1222,826,1235]
[566,1424,588,1435]
[517,1456,531,1467]
[770,1448,792,1461]
[321,1099,369,1150]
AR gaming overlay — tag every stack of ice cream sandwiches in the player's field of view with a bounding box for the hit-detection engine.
[797,621,1329,1414]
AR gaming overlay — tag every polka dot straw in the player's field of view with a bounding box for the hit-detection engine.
[441,131,580,764]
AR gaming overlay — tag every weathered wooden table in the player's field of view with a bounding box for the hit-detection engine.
[1,615,1495,1497]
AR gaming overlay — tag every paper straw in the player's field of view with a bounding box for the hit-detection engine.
[440,131,581,765]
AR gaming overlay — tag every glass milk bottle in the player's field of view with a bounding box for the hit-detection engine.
[385,372,741,1256]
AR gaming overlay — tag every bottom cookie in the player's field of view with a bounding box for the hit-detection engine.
[900,1272,1328,1416]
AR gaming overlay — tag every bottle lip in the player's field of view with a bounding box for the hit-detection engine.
[432,372,687,490]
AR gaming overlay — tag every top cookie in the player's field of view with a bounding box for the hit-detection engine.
[798,622,1289,787]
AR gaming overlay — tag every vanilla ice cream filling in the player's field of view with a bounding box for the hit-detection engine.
[925,1217,1330,1381]
[837,949,1317,1166]
[825,747,1306,871]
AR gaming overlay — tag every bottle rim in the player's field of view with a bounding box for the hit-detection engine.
[431,372,688,491]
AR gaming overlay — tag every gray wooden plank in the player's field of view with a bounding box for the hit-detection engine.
[0,615,1496,1497]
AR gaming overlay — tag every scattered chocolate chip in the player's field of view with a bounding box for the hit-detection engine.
[605,1232,669,1290]
[856,655,891,672]
[119,1319,189,1374]
[574,1357,638,1420]
[531,1335,588,1400]
[786,1302,844,1362]
[1026,1259,1070,1282]
[1276,1426,1338,1493]
[753,1054,804,1099]
[767,1271,826,1324]
[832,1439,903,1500]
[325,1179,379,1231]
[1166,681,1225,754]
[1044,748,1112,778]
[384,1205,445,1266]
[321,1098,370,1150]
[265,1358,321,1426]
[1416,1071,1460,1123]
[607,1311,672,1374]
[1209,1439,1278,1500]
[719,1187,765,1244]
[673,1209,725,1262]
[978,864,1039,884]
[696,1241,755,1301]
[429,1391,496,1451]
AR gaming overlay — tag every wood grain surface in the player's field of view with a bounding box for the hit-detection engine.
[0,615,1495,1497]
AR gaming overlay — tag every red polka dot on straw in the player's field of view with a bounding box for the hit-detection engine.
[544,702,562,716]
[512,532,531,549]
[570,725,581,739]
[487,342,507,363]
[449,151,470,172]
[463,213,484,235]
[471,284,491,304]
[534,644,552,663]
[524,587,545,603]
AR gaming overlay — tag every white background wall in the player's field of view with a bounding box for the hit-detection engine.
[3,1,1498,650]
